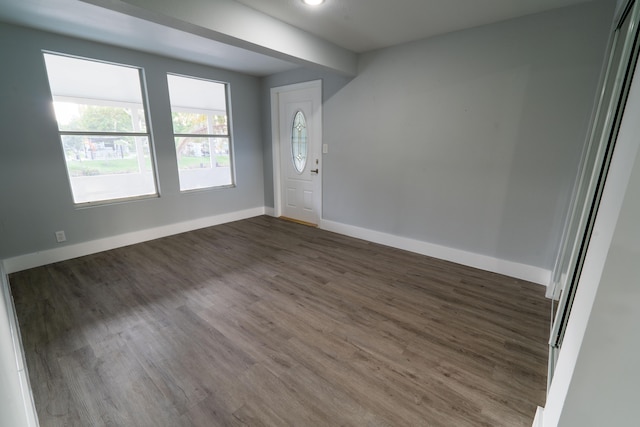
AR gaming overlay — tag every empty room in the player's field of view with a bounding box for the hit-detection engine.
[1,0,639,426]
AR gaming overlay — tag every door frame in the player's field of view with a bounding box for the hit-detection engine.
[270,80,323,220]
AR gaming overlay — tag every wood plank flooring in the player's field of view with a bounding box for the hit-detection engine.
[9,216,550,426]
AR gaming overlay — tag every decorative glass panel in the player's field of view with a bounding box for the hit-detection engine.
[291,110,308,173]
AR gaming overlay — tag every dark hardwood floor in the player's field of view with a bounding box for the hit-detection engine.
[9,216,550,426]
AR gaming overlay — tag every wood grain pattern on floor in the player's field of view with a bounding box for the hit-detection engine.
[9,216,550,426]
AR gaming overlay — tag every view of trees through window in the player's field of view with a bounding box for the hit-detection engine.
[43,53,236,203]
[44,53,157,204]
[171,111,229,170]
[55,103,151,177]
[167,74,233,191]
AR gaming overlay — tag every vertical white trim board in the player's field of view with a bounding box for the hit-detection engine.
[320,219,551,286]
[0,263,39,426]
[3,207,266,274]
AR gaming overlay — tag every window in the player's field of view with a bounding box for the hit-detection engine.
[167,74,233,191]
[291,110,308,173]
[43,53,157,204]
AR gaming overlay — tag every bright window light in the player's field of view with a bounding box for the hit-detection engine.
[43,52,158,205]
[303,0,324,6]
[167,74,234,192]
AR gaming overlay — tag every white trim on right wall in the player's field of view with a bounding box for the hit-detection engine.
[538,16,640,424]
[320,219,551,286]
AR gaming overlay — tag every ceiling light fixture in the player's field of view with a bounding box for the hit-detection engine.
[302,0,325,6]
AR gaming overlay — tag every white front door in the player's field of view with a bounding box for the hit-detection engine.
[272,81,322,225]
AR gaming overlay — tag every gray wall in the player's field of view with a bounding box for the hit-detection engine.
[0,23,265,259]
[263,1,614,271]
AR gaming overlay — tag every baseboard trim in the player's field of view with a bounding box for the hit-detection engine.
[3,208,550,285]
[320,219,550,286]
[532,406,544,427]
[3,207,266,274]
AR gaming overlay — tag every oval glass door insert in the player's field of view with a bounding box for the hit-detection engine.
[291,110,308,173]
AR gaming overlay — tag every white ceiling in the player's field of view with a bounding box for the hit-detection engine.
[0,0,299,76]
[235,0,596,53]
[0,0,597,75]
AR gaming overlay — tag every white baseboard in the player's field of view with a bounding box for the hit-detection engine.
[0,208,548,427]
[3,208,550,286]
[3,207,266,274]
[320,219,550,286]
[532,406,544,427]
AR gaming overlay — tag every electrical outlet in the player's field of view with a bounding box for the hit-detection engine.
[55,230,66,243]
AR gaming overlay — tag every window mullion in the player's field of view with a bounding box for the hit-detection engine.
[59,131,149,137]
[173,133,228,138]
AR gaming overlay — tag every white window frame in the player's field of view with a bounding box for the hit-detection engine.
[167,73,235,192]
[44,52,159,206]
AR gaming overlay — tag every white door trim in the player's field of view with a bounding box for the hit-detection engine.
[270,80,322,220]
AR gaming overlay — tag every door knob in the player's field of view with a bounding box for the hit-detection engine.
[310,168,319,174]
